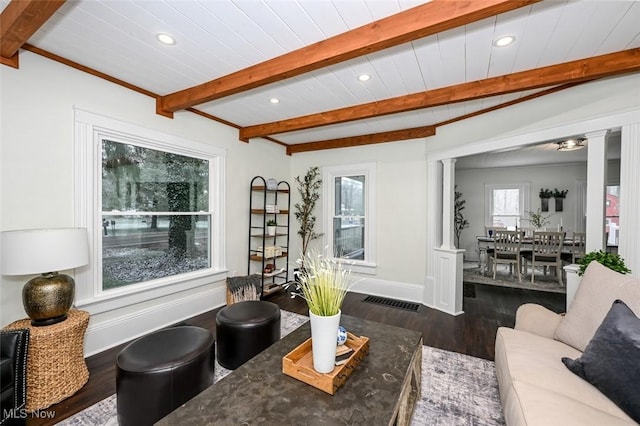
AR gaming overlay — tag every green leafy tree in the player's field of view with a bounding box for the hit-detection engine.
[454,185,469,248]
[294,167,323,267]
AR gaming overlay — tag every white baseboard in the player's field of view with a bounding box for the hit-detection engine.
[351,277,424,304]
[83,285,227,356]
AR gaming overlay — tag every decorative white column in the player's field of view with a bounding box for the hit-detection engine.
[585,130,608,252]
[432,158,464,315]
[618,122,640,274]
[424,160,442,309]
[441,158,456,250]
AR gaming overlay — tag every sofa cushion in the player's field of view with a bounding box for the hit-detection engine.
[562,300,640,423]
[503,380,636,426]
[554,261,640,351]
[495,327,631,420]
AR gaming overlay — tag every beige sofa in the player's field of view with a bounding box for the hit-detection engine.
[495,261,640,425]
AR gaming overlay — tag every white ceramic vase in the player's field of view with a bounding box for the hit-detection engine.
[309,310,341,373]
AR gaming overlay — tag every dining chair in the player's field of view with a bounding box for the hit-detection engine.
[522,231,565,286]
[519,227,536,239]
[571,232,586,264]
[492,230,522,282]
[484,226,507,273]
[560,232,586,265]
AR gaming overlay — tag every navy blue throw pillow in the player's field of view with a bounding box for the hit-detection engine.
[562,299,640,423]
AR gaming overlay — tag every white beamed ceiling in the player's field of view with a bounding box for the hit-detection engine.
[2,0,640,149]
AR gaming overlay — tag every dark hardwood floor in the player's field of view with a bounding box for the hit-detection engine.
[28,283,564,425]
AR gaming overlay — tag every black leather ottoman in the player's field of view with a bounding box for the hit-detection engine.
[116,326,214,426]
[216,300,281,370]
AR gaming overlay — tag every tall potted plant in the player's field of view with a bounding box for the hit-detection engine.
[291,252,355,373]
[454,185,469,248]
[294,167,323,272]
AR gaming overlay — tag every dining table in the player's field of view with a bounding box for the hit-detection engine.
[476,235,580,275]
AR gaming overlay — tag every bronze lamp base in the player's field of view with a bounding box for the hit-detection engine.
[22,272,75,326]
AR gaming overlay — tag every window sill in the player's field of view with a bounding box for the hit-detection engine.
[75,269,227,315]
[335,260,377,275]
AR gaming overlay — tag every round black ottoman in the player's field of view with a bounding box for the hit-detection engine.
[116,326,214,426]
[216,300,281,370]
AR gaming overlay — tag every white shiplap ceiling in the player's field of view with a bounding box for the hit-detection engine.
[2,0,640,154]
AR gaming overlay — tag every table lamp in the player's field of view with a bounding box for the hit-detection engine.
[1,228,88,326]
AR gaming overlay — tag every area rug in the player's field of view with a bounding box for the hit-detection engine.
[59,311,504,426]
[464,265,566,294]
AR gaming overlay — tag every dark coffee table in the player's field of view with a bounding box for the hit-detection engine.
[157,314,423,425]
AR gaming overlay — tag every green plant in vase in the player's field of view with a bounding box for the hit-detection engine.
[291,252,356,316]
[266,219,277,236]
[286,251,358,373]
[526,209,553,229]
[553,188,568,212]
[539,188,553,212]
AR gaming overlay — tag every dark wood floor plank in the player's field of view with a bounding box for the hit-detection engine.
[27,283,564,425]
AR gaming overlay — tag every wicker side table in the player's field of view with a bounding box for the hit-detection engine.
[3,309,90,411]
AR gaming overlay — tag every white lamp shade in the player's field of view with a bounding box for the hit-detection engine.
[1,228,89,276]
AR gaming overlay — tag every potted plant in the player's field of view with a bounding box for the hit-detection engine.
[454,185,469,249]
[553,188,568,212]
[539,188,553,212]
[266,219,277,236]
[294,167,323,278]
[578,250,631,276]
[289,252,356,373]
[526,208,553,230]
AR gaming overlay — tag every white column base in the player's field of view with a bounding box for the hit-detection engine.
[564,264,581,311]
[432,248,465,315]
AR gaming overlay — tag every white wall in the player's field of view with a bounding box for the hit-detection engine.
[290,139,428,300]
[0,52,290,353]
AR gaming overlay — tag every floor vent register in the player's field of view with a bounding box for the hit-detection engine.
[362,296,420,312]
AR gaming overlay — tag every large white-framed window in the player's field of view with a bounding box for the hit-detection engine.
[322,163,376,274]
[484,183,530,229]
[74,109,226,314]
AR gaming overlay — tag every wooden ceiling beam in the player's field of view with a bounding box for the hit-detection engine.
[0,0,65,68]
[240,48,640,141]
[285,84,582,155]
[286,126,436,155]
[157,0,539,116]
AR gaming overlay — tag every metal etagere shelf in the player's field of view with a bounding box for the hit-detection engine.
[248,176,290,297]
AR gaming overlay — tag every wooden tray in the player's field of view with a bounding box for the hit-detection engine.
[282,332,369,395]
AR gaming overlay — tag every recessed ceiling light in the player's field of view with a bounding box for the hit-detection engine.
[357,73,371,82]
[269,98,280,104]
[156,33,176,45]
[557,138,586,152]
[494,35,515,47]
